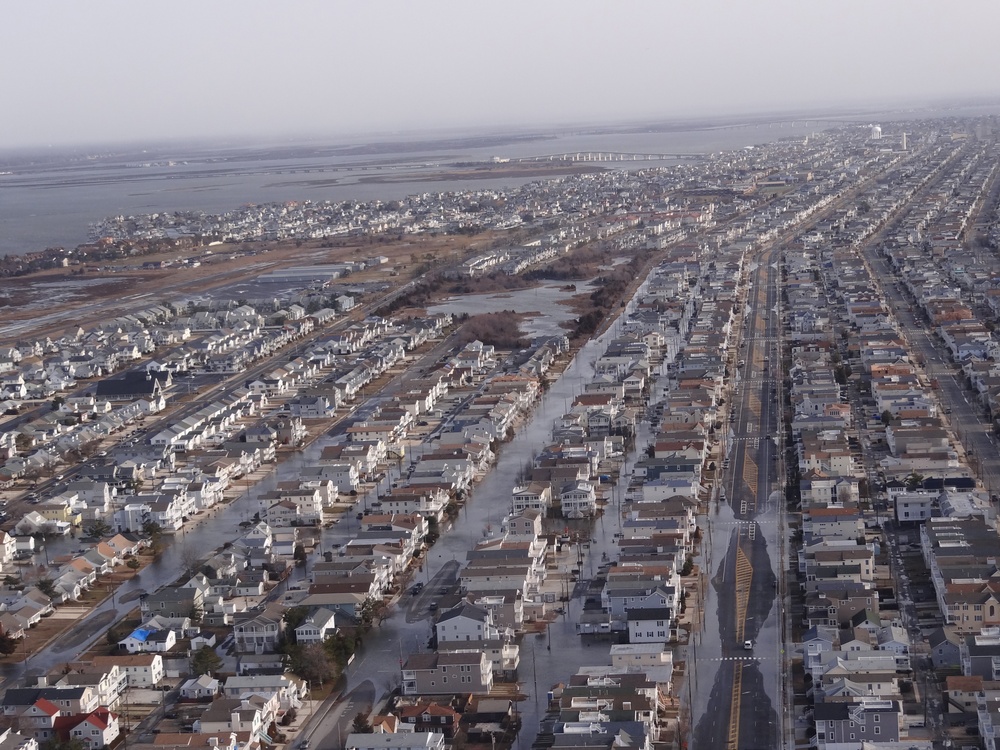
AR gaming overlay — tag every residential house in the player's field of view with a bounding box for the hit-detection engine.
[344,733,445,750]
[194,697,268,743]
[295,608,337,644]
[435,603,500,644]
[89,654,163,688]
[401,652,493,696]
[179,674,220,701]
[812,699,900,747]
[52,709,119,750]
[233,607,285,654]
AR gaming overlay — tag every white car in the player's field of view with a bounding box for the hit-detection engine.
[744,640,753,650]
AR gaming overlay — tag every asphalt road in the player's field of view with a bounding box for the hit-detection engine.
[302,679,376,750]
[692,248,783,750]
[864,259,1000,494]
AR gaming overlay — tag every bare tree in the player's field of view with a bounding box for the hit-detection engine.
[293,643,335,685]
[180,546,203,575]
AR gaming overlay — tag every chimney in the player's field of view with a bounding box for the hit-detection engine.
[208,739,219,748]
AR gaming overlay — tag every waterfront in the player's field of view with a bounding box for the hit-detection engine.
[0,120,826,256]
[8,103,1000,258]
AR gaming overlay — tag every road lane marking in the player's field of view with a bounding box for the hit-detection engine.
[742,454,758,505]
[728,660,743,750]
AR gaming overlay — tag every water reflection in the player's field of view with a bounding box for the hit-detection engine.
[425,280,597,339]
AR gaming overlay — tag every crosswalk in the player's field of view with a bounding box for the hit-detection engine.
[49,606,90,620]
[703,655,769,663]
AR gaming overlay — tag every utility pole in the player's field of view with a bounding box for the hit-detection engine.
[531,638,539,710]
[122,675,131,750]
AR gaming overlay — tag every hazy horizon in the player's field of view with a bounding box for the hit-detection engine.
[4,0,999,150]
[2,96,992,156]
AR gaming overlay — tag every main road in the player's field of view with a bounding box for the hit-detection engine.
[692,247,786,750]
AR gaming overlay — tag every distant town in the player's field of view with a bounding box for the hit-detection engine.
[2,115,1000,750]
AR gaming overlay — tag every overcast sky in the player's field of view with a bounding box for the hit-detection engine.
[4,0,999,148]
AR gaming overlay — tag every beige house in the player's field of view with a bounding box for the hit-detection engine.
[401,651,493,696]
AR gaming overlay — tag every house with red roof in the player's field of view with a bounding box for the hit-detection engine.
[20,698,61,742]
[53,708,120,749]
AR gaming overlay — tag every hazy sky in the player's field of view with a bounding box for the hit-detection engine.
[4,0,999,147]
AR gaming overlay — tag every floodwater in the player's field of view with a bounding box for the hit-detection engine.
[424,280,597,339]
[0,120,833,256]
[1,261,733,746]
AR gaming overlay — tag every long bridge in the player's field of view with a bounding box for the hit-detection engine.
[517,152,700,163]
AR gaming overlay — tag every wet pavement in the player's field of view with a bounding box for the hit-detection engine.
[0,482,280,689]
[691,252,786,749]
[302,278,657,747]
[6,273,668,748]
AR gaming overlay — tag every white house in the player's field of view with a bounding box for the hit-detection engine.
[626,607,674,644]
[559,481,597,519]
[179,674,220,701]
[90,653,164,688]
[435,602,501,643]
[295,608,337,644]
[118,627,176,654]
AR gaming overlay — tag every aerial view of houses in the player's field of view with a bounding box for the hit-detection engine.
[4,114,1000,750]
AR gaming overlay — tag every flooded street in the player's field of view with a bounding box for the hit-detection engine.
[2,484,275,688]
[691,251,785,748]
[311,277,657,744]
[6,270,668,747]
